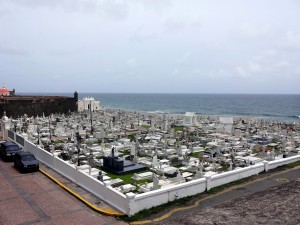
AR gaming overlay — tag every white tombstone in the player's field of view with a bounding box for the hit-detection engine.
[1,112,11,140]
[229,161,233,171]
[177,144,183,156]
[130,143,136,156]
[195,163,204,179]
[152,154,159,168]
[151,173,160,190]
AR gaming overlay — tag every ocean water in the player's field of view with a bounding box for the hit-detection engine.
[22,93,300,122]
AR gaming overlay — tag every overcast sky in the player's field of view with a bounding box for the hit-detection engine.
[0,0,300,94]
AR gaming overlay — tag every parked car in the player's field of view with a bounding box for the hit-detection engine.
[0,141,23,161]
[14,151,39,172]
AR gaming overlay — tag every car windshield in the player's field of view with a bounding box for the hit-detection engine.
[22,155,36,161]
[6,146,21,151]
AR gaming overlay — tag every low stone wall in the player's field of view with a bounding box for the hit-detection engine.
[207,163,265,190]
[7,132,300,216]
[268,155,300,170]
[129,178,207,215]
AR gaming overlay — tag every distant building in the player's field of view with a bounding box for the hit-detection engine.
[0,84,12,96]
[77,97,100,112]
[219,117,234,134]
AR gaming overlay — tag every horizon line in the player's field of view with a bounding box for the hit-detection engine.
[17,92,300,95]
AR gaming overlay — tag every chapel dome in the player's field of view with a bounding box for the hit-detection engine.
[0,84,10,96]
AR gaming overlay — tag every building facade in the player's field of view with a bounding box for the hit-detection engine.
[77,97,100,112]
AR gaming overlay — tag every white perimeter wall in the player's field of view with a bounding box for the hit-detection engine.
[7,132,300,216]
[208,163,265,190]
[268,155,300,170]
[130,178,206,214]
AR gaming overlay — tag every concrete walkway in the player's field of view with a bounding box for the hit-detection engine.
[0,159,127,225]
[39,163,125,217]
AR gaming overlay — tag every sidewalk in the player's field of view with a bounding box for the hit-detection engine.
[39,163,125,217]
[0,157,127,225]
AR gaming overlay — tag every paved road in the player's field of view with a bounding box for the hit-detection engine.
[0,158,127,225]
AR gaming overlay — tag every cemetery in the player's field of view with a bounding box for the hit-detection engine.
[1,104,300,216]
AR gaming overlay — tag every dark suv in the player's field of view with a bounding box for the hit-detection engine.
[0,141,23,161]
[14,151,39,172]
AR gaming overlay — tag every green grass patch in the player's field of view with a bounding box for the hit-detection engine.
[217,164,228,172]
[105,169,151,184]
[173,126,185,132]
[127,134,137,142]
[105,172,134,184]
[283,160,300,168]
[191,152,199,158]
[191,152,202,158]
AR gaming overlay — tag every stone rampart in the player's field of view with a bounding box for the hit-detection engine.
[0,95,77,118]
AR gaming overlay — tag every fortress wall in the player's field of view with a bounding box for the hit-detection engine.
[0,96,77,118]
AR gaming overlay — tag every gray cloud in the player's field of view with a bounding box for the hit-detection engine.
[0,44,28,56]
[0,0,300,93]
[163,18,202,34]
[278,31,300,51]
[130,26,157,43]
[238,23,271,39]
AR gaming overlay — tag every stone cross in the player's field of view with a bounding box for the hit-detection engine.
[229,161,233,171]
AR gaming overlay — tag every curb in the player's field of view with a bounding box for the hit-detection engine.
[39,168,125,217]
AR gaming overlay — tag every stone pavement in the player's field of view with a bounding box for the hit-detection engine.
[0,159,128,225]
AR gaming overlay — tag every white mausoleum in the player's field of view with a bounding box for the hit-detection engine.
[77,97,100,112]
[184,112,196,126]
[219,117,234,134]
